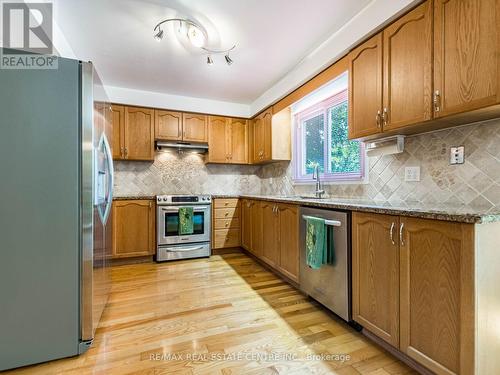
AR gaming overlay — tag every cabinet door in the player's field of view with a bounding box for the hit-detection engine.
[112,200,155,258]
[183,113,208,143]
[277,204,299,282]
[252,116,263,162]
[241,199,253,251]
[208,116,229,163]
[251,202,263,257]
[124,106,155,160]
[348,33,383,139]
[434,0,500,117]
[352,212,400,348]
[400,217,474,375]
[111,105,125,160]
[261,202,280,267]
[229,118,248,164]
[383,1,433,130]
[261,110,273,161]
[155,110,182,141]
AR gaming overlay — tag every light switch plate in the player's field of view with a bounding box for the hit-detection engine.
[405,166,421,182]
[450,146,465,165]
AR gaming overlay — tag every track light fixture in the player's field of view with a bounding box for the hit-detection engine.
[153,28,164,41]
[153,18,236,65]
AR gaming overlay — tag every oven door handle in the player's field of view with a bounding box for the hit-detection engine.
[163,245,206,252]
[160,206,209,212]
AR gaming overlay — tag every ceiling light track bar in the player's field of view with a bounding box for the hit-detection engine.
[201,45,236,55]
[153,18,202,33]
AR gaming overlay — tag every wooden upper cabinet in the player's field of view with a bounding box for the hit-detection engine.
[112,200,155,258]
[208,116,229,163]
[111,105,125,160]
[349,33,383,139]
[251,108,290,164]
[155,110,182,141]
[261,202,280,267]
[252,116,263,162]
[277,204,299,283]
[434,0,500,118]
[383,1,433,130]
[208,116,248,164]
[399,217,474,375]
[228,118,248,164]
[352,212,400,348]
[124,106,155,160]
[261,110,272,161]
[183,113,208,143]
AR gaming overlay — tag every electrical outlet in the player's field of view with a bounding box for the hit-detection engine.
[405,166,420,182]
[450,146,465,165]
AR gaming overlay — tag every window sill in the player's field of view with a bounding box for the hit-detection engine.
[292,177,369,186]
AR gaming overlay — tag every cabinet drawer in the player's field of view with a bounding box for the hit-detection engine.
[214,207,240,219]
[213,229,241,249]
[214,218,240,230]
[214,199,240,208]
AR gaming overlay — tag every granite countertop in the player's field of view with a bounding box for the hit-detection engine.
[113,195,156,201]
[114,194,500,224]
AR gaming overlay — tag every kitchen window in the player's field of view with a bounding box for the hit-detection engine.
[293,88,364,183]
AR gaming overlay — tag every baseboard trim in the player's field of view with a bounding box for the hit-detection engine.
[362,329,433,375]
[212,247,242,255]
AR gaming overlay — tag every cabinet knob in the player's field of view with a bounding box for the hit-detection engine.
[376,110,381,128]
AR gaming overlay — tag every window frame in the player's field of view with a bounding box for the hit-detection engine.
[293,89,365,183]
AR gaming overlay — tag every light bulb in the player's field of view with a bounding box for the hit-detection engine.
[187,24,206,48]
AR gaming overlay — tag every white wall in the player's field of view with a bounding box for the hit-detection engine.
[249,0,419,115]
[104,85,251,117]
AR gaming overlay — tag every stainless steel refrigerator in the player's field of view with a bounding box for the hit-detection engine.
[0,52,114,370]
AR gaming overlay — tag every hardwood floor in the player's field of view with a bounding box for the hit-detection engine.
[6,253,417,374]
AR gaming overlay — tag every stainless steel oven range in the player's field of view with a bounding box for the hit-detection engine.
[156,195,211,261]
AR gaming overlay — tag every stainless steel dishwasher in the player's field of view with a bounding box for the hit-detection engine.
[299,206,351,321]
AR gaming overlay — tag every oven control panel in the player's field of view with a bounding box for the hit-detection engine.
[156,195,211,205]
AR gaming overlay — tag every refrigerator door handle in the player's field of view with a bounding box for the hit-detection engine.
[101,133,114,225]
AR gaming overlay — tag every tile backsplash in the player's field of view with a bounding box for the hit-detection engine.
[115,119,500,212]
[260,118,500,212]
[114,151,261,196]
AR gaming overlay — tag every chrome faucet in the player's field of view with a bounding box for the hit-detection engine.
[313,165,325,198]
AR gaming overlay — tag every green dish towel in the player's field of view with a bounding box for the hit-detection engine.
[178,206,194,235]
[306,217,335,269]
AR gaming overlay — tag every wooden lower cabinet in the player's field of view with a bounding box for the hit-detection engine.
[212,199,241,249]
[112,200,155,258]
[400,217,474,375]
[352,212,400,348]
[261,202,280,267]
[250,201,263,257]
[241,199,253,251]
[352,212,474,375]
[239,200,299,282]
[276,204,299,282]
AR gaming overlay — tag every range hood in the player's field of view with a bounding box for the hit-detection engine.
[156,141,208,154]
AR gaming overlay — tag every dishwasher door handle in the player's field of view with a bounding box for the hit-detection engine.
[302,215,341,227]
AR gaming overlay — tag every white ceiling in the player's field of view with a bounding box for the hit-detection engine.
[54,0,372,105]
